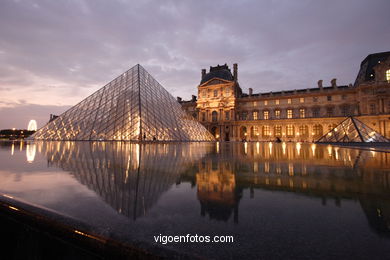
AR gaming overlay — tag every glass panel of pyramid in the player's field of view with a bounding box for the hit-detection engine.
[317,117,389,143]
[30,65,215,141]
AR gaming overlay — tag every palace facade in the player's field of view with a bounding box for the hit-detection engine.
[180,51,390,142]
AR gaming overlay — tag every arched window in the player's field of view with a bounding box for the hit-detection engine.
[313,124,323,136]
[386,69,390,82]
[299,125,309,137]
[212,111,218,122]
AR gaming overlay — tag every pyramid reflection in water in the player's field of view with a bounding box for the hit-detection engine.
[31,65,214,141]
[317,117,389,143]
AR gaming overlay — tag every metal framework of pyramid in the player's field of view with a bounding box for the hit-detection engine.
[31,64,215,141]
[316,117,389,143]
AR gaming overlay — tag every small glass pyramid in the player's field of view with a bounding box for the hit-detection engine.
[317,117,389,143]
[31,64,215,141]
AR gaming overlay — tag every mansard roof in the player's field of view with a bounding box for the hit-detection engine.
[200,64,234,84]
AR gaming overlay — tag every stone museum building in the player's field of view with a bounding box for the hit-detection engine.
[179,51,390,142]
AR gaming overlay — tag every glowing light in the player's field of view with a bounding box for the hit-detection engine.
[296,142,301,155]
[268,142,273,155]
[282,142,286,155]
[311,143,316,155]
[27,120,38,131]
[244,142,248,154]
[26,143,36,163]
[327,145,332,157]
[11,143,14,156]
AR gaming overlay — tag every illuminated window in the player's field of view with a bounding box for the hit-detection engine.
[263,111,269,120]
[275,110,280,119]
[202,90,206,98]
[262,125,271,136]
[225,111,230,121]
[274,125,282,137]
[225,87,230,96]
[313,124,323,136]
[387,69,390,81]
[253,101,257,106]
[213,90,218,97]
[299,108,305,118]
[287,109,293,119]
[251,111,257,120]
[286,125,294,137]
[253,126,259,136]
[288,98,292,104]
[264,100,268,106]
[300,97,304,103]
[275,99,280,105]
[299,125,308,136]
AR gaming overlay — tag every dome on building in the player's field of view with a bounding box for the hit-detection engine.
[354,51,390,85]
[200,64,234,84]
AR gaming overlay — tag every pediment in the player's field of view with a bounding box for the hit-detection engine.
[200,77,233,87]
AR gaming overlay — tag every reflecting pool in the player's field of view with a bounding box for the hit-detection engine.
[1,141,390,259]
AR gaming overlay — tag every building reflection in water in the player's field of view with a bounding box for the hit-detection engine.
[6,141,390,237]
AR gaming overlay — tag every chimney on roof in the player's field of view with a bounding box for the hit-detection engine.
[249,88,253,96]
[331,78,337,88]
[233,63,238,82]
[191,95,197,102]
[177,96,182,102]
[201,69,206,80]
[317,80,323,90]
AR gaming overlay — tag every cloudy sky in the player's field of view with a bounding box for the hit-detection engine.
[0,0,389,129]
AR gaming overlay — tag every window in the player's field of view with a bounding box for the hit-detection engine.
[262,125,271,136]
[288,98,292,104]
[299,125,309,137]
[286,125,294,137]
[253,126,259,136]
[253,101,257,106]
[264,100,268,106]
[341,105,350,116]
[253,111,258,120]
[201,112,206,121]
[300,97,304,103]
[287,109,293,119]
[202,90,206,98]
[212,111,218,122]
[387,69,390,81]
[274,125,282,137]
[263,111,269,120]
[313,124,323,136]
[241,111,247,120]
[225,111,230,121]
[327,96,332,101]
[225,87,230,96]
[312,107,320,117]
[213,90,218,97]
[326,107,334,117]
[275,99,280,105]
[275,110,281,119]
[299,108,305,118]
[313,97,318,102]
[341,94,347,100]
[370,104,376,114]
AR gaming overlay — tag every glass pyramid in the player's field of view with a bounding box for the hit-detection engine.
[31,65,215,141]
[317,117,389,143]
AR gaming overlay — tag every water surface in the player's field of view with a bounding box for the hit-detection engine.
[0,141,390,259]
